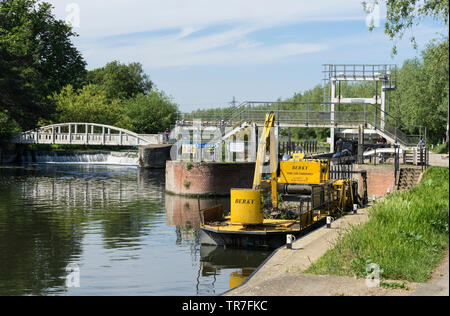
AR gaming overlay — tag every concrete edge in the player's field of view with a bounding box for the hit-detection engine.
[221,206,372,296]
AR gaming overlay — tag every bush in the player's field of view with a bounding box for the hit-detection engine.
[433,142,449,154]
[51,84,132,129]
[124,91,179,134]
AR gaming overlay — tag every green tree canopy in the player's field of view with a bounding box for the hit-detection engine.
[51,84,131,129]
[363,0,449,54]
[86,61,153,100]
[0,0,86,129]
[390,38,449,142]
[0,110,20,144]
[124,91,179,134]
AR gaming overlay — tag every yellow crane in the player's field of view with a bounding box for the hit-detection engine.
[200,112,359,249]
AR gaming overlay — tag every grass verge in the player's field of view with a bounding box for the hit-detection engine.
[306,166,449,283]
[431,143,449,154]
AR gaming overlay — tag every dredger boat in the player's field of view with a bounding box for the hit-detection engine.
[200,112,361,249]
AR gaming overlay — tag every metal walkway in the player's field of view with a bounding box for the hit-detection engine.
[177,101,424,150]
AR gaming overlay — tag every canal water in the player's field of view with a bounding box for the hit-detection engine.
[0,164,271,296]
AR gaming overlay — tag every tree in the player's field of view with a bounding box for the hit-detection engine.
[124,91,179,134]
[423,37,449,144]
[363,0,449,54]
[51,84,131,129]
[0,0,86,129]
[0,46,43,130]
[0,110,20,144]
[390,38,449,143]
[86,61,153,100]
[363,0,449,144]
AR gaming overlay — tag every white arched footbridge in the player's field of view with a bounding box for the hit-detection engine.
[11,123,163,146]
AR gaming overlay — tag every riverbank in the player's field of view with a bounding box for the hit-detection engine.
[225,166,449,296]
[224,205,380,296]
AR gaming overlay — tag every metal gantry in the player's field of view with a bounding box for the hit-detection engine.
[173,64,424,154]
[322,64,397,151]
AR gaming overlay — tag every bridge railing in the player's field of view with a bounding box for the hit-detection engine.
[177,113,229,124]
[14,132,148,146]
[232,102,424,147]
[12,123,162,146]
[177,100,425,148]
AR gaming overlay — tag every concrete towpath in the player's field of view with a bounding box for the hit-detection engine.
[224,206,386,296]
[224,202,448,296]
[410,250,449,296]
[428,153,449,168]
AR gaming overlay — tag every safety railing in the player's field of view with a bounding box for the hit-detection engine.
[322,64,397,90]
[178,101,425,148]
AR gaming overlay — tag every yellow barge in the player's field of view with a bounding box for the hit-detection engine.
[199,112,360,249]
[200,211,325,249]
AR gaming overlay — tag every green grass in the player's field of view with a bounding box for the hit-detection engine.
[431,143,449,154]
[380,281,409,290]
[306,166,449,283]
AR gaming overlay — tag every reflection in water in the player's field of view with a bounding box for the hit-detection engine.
[0,164,269,295]
[165,195,265,295]
[229,270,254,290]
[165,195,230,230]
[197,246,270,295]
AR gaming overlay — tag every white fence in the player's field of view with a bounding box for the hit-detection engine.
[11,123,163,146]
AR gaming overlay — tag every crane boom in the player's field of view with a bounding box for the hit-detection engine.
[252,112,278,209]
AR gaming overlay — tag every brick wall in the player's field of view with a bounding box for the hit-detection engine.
[354,165,396,198]
[166,161,396,199]
[165,161,255,196]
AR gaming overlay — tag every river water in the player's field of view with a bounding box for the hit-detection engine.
[0,164,270,296]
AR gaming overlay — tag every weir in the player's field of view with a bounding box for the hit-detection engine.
[5,121,173,168]
[17,150,140,165]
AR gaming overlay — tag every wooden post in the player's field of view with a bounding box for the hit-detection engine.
[102,127,105,145]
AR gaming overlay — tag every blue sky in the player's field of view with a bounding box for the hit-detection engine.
[47,0,446,112]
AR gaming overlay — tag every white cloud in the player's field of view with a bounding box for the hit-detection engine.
[113,40,327,68]
[78,24,327,69]
[45,0,369,68]
[50,0,366,38]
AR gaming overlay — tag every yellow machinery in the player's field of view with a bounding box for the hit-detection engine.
[229,112,277,225]
[230,189,263,225]
[279,159,329,185]
[228,111,352,225]
[200,112,358,249]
